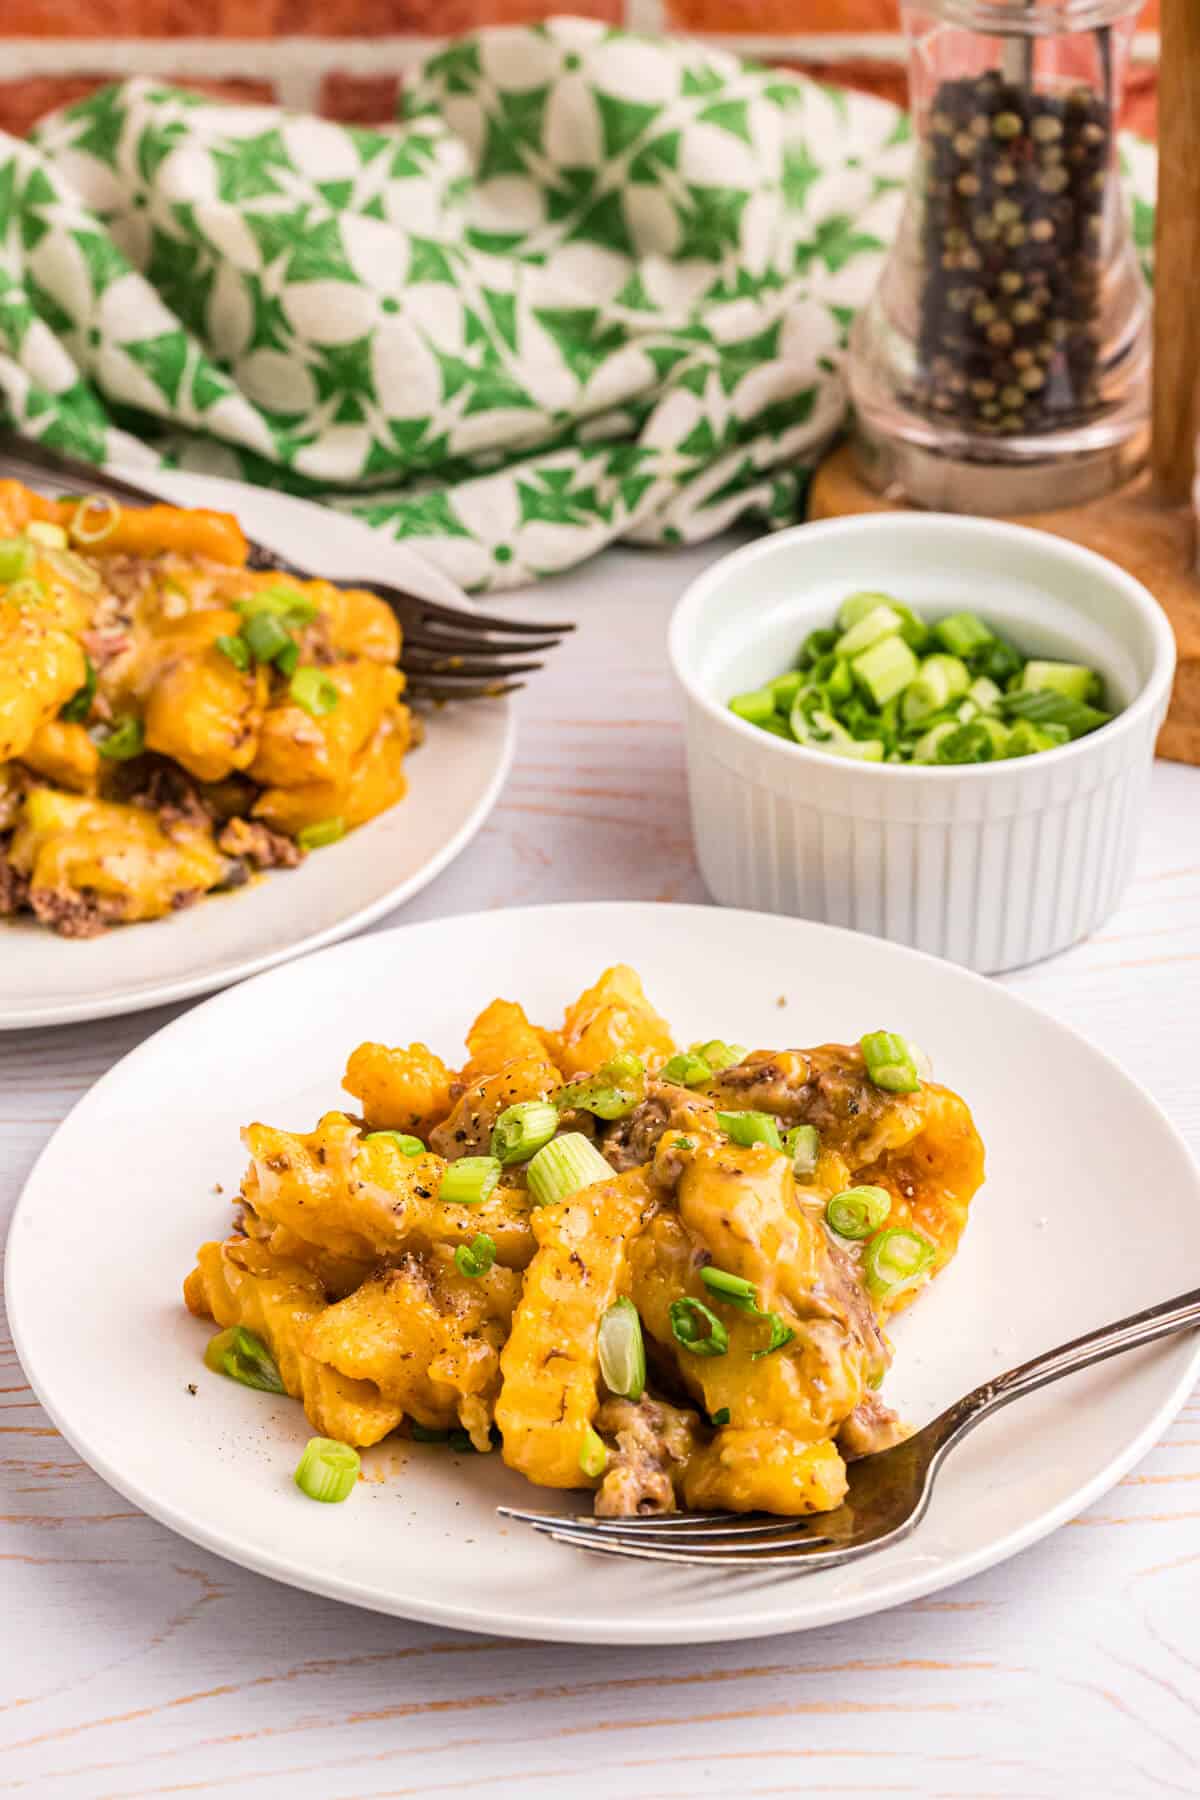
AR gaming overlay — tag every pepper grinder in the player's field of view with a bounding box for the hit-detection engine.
[848,0,1151,514]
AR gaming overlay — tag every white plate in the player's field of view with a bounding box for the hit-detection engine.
[8,902,1200,1645]
[0,471,514,1029]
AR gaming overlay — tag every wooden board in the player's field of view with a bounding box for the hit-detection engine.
[810,444,1200,764]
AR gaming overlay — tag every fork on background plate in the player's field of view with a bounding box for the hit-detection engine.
[0,433,573,703]
[500,1285,1200,1569]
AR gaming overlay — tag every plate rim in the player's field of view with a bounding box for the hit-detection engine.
[0,469,516,1030]
[8,900,1200,1644]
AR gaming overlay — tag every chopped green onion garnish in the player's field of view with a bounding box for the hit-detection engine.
[785,1123,820,1177]
[768,670,805,710]
[1017,660,1101,704]
[526,1132,613,1207]
[835,603,903,658]
[1006,719,1070,757]
[579,1422,608,1478]
[967,675,1003,713]
[700,1265,759,1311]
[598,1297,646,1400]
[454,1232,496,1279]
[215,631,251,672]
[751,1312,795,1359]
[729,688,777,726]
[709,1406,731,1427]
[491,1099,558,1165]
[968,638,1023,685]
[438,1156,501,1207]
[863,1227,935,1297]
[6,577,45,608]
[363,1129,426,1155]
[1000,688,1110,739]
[860,1030,921,1094]
[237,586,318,627]
[293,1436,360,1503]
[661,1050,711,1087]
[555,1053,645,1121]
[674,1135,695,1151]
[0,536,33,582]
[825,1185,892,1239]
[203,1325,285,1393]
[669,1296,729,1357]
[853,633,919,708]
[275,639,300,677]
[798,625,838,666]
[296,817,344,850]
[693,1039,747,1072]
[901,653,970,725]
[715,1110,782,1151]
[935,720,998,764]
[934,611,994,658]
[96,716,144,761]
[243,610,293,665]
[60,652,96,723]
[911,720,959,764]
[26,520,67,548]
[290,666,340,717]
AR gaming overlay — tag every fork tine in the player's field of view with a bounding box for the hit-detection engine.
[402,631,563,660]
[532,1529,841,1569]
[405,677,524,703]
[402,650,545,679]
[413,597,575,637]
[529,1518,837,1555]
[497,1505,744,1531]
[532,1515,816,1542]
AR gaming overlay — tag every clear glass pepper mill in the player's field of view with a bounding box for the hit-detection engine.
[848,0,1151,513]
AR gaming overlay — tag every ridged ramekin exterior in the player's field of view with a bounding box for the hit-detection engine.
[684,690,1167,972]
[672,516,1176,974]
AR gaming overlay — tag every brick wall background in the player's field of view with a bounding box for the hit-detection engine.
[0,2,1162,139]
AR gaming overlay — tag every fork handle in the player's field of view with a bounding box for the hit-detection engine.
[939,1285,1200,1443]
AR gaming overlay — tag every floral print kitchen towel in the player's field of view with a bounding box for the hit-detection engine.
[0,18,1157,589]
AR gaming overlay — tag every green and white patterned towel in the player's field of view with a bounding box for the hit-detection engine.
[0,18,1157,591]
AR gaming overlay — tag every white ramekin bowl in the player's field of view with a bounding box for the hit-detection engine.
[669,514,1175,973]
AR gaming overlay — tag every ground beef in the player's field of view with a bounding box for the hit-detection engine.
[217,817,302,870]
[0,853,29,917]
[708,1050,813,1120]
[593,1395,701,1517]
[837,1392,910,1461]
[128,763,215,836]
[602,1082,716,1175]
[29,885,124,938]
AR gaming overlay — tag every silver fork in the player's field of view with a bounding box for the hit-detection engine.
[0,433,573,702]
[499,1286,1200,1569]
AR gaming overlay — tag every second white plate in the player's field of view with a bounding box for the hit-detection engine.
[7,902,1200,1643]
[0,470,514,1028]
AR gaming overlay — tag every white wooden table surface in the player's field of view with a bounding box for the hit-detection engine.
[3,537,1200,1800]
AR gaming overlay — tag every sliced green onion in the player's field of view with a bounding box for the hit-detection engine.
[215,631,251,672]
[237,586,318,627]
[824,656,855,703]
[669,1296,729,1357]
[363,1129,426,1156]
[715,1109,782,1151]
[297,817,345,850]
[204,1325,285,1393]
[96,716,144,761]
[598,1297,646,1400]
[293,1436,360,1503]
[785,1123,820,1177]
[290,666,340,717]
[852,633,919,707]
[26,520,67,548]
[692,1039,746,1072]
[967,675,1003,713]
[526,1132,613,1207]
[729,688,777,726]
[438,1156,501,1207]
[0,537,33,582]
[579,1422,608,1478]
[243,610,292,664]
[901,653,970,725]
[275,639,300,677]
[751,1312,795,1359]
[825,1185,892,1239]
[555,1053,645,1121]
[910,720,959,763]
[70,495,121,544]
[1000,688,1110,739]
[935,720,998,764]
[798,625,838,667]
[934,611,994,658]
[758,715,794,741]
[59,652,96,723]
[836,590,895,631]
[860,1030,921,1094]
[709,1406,731,1427]
[491,1099,559,1165]
[863,1227,935,1297]
[768,670,805,710]
[661,1050,711,1087]
[1017,659,1100,704]
[1005,718,1070,757]
[454,1232,497,1279]
[5,577,45,608]
[834,603,903,658]
[700,1266,759,1311]
[968,638,1023,685]
[674,1135,696,1151]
